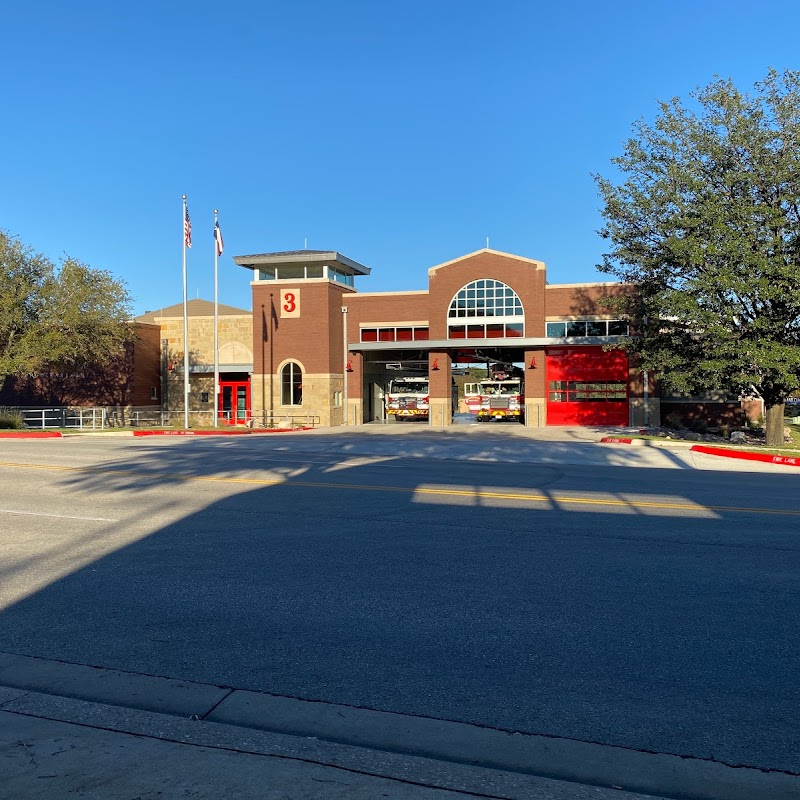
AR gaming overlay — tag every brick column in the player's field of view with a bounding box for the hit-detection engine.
[345,351,363,426]
[524,348,546,427]
[428,350,452,427]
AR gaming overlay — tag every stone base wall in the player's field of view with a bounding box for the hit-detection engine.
[429,400,452,427]
[346,398,363,426]
[251,373,344,427]
[524,400,546,427]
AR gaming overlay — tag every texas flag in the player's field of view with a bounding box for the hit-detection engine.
[214,220,224,256]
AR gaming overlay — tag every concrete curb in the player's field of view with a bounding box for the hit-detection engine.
[132,428,314,437]
[0,651,795,800]
[691,444,800,467]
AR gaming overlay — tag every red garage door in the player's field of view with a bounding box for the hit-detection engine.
[546,346,629,426]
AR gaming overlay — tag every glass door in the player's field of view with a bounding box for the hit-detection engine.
[219,380,251,425]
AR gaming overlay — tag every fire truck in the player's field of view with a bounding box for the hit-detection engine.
[386,377,430,421]
[475,368,524,423]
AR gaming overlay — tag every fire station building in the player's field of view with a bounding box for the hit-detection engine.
[232,247,661,428]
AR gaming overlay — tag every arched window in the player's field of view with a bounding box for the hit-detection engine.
[281,362,303,406]
[447,279,525,339]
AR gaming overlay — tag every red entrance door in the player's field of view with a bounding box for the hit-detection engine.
[546,346,629,425]
[218,381,251,425]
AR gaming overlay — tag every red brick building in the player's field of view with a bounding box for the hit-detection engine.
[232,247,670,428]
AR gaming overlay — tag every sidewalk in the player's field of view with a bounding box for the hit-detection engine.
[1,652,796,800]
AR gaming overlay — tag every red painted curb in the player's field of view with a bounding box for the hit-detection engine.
[0,431,63,438]
[600,436,633,444]
[691,444,800,467]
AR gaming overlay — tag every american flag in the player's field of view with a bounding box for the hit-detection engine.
[184,206,192,249]
[214,220,224,256]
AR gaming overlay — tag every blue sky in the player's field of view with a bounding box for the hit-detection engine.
[3,1,799,316]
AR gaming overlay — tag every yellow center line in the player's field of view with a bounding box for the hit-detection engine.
[0,460,798,516]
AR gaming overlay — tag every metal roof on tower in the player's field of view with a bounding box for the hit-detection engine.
[232,250,371,276]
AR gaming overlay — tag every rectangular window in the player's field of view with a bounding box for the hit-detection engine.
[586,321,607,336]
[396,327,413,341]
[150,387,158,400]
[567,321,587,337]
[333,391,342,407]
[258,267,276,280]
[608,320,629,336]
[486,324,504,338]
[449,325,466,339]
[276,265,306,280]
[467,324,485,338]
[378,329,395,342]
[546,322,566,337]
[361,328,378,342]
[505,323,524,337]
[306,265,324,278]
[413,327,429,340]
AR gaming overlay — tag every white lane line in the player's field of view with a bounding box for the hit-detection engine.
[0,509,118,522]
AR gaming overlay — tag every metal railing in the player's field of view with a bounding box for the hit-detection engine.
[10,406,319,431]
[251,411,320,429]
[19,407,110,430]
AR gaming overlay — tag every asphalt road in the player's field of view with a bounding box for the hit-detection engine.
[0,435,798,776]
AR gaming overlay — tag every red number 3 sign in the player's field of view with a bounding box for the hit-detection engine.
[280,288,300,318]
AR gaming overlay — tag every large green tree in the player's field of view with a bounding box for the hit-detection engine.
[595,70,800,446]
[0,230,134,395]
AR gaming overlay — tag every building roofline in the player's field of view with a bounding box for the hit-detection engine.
[546,281,625,289]
[348,290,429,298]
[428,248,546,275]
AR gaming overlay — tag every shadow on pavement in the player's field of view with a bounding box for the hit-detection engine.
[0,437,799,775]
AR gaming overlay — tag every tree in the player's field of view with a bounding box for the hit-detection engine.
[0,230,134,396]
[595,70,800,447]
[0,231,51,383]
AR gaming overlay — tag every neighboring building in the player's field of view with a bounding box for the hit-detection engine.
[135,299,253,424]
[0,322,161,412]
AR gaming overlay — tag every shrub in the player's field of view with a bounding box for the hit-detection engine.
[0,408,24,429]
[689,418,709,434]
[664,412,683,430]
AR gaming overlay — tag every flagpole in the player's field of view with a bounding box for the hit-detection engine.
[213,209,220,428]
[182,195,190,429]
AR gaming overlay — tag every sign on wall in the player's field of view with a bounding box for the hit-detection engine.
[280,288,300,318]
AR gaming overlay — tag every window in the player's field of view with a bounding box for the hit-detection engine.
[548,381,627,402]
[447,279,524,338]
[360,326,430,342]
[150,387,158,400]
[586,321,607,336]
[333,391,342,407]
[546,320,630,338]
[567,321,587,337]
[608,320,629,336]
[281,362,303,406]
